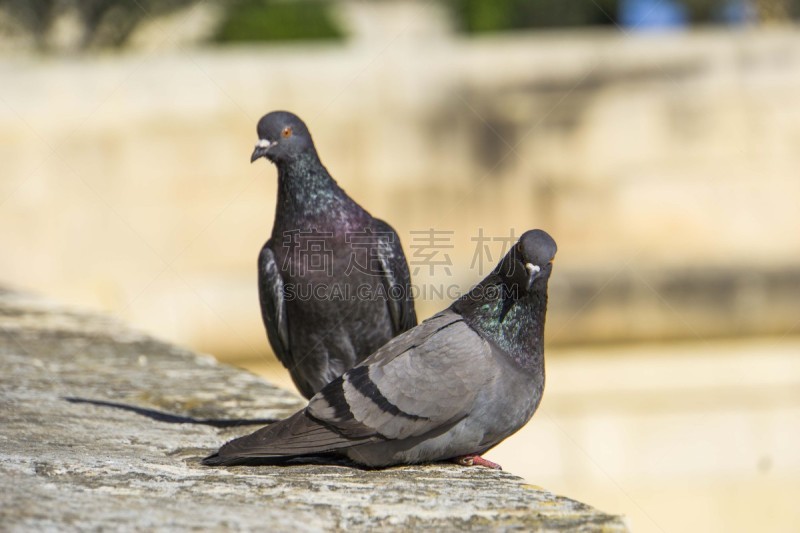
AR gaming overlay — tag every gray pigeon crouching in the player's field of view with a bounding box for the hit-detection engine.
[204,229,557,469]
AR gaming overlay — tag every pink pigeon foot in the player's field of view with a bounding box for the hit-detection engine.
[453,455,502,470]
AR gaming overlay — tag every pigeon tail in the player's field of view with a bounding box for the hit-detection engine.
[203,410,378,465]
[201,453,225,466]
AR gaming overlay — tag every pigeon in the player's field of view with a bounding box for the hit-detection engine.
[203,229,556,469]
[250,111,417,399]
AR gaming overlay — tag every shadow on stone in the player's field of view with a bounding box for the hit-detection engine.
[64,397,279,428]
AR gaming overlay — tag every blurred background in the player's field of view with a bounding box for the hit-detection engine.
[2,0,799,530]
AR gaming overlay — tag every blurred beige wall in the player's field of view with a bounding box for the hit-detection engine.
[2,28,800,358]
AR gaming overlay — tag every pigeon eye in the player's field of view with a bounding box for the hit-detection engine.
[281,126,293,138]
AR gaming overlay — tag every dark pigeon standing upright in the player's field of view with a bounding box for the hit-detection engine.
[250,111,416,399]
[203,229,556,469]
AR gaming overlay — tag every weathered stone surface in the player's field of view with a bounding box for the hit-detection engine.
[0,288,626,531]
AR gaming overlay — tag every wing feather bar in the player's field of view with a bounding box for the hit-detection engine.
[309,314,495,441]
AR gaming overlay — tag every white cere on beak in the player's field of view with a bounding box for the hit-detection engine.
[525,263,540,275]
[255,139,274,149]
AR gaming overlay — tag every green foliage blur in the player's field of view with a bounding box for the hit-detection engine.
[449,0,620,32]
[214,0,344,43]
[448,0,800,32]
[0,0,197,49]
[2,0,799,50]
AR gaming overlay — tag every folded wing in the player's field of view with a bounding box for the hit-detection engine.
[203,310,494,465]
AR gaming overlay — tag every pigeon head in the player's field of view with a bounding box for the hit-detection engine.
[251,111,315,164]
[451,229,556,361]
[455,229,557,316]
[503,229,557,292]
[517,229,557,286]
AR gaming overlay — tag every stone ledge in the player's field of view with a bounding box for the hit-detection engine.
[0,287,627,531]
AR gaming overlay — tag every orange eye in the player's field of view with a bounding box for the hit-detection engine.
[281,126,292,138]
[516,243,523,254]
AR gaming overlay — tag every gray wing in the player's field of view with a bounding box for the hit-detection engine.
[308,310,494,440]
[204,310,495,464]
[373,219,417,334]
[257,241,292,369]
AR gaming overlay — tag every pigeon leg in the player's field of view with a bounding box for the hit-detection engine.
[453,455,502,470]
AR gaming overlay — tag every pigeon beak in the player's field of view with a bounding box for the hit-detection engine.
[251,139,275,163]
[525,263,541,290]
